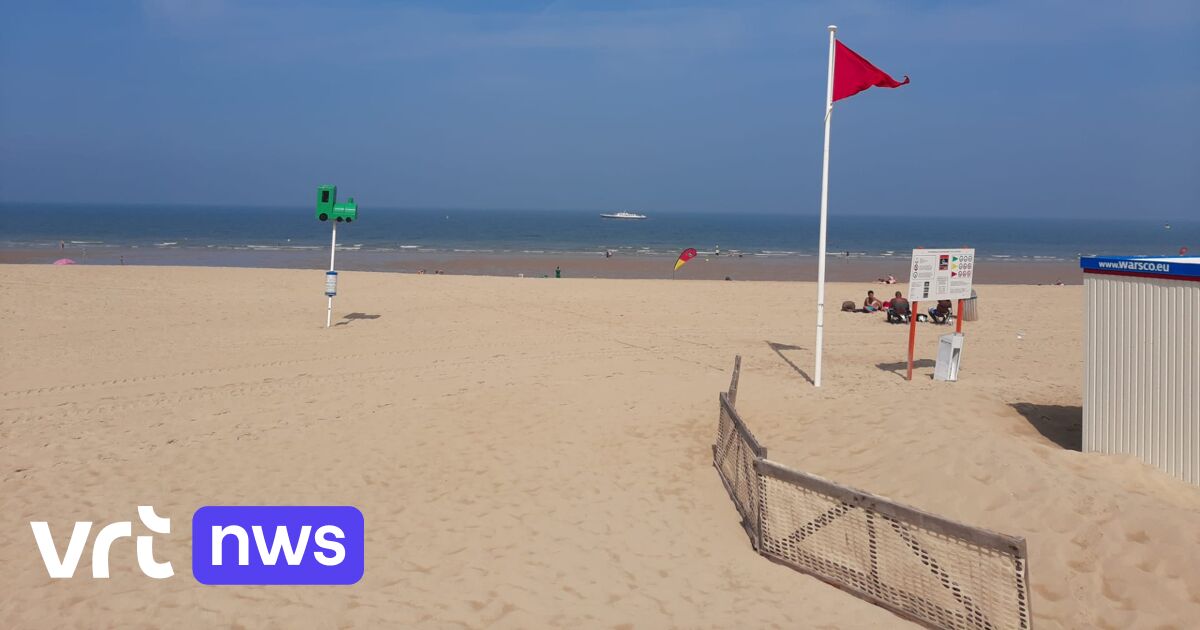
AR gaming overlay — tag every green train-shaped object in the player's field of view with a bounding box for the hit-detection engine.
[316,185,358,222]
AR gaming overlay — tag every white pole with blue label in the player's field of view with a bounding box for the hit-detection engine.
[326,220,338,328]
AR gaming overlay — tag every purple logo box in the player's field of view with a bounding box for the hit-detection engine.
[192,506,364,585]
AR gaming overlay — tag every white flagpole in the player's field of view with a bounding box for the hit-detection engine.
[814,24,837,387]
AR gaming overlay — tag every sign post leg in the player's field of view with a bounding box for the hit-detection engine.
[955,298,964,334]
[326,221,338,329]
[907,301,919,381]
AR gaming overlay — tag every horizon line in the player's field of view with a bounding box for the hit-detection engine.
[1,200,1195,223]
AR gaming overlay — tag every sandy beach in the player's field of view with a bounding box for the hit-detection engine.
[2,264,1198,629]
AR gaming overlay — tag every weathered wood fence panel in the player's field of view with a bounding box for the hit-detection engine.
[713,356,1032,630]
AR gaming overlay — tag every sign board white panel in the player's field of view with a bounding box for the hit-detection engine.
[908,248,975,301]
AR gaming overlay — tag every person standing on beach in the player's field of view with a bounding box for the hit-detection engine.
[555,266,561,278]
[60,240,65,251]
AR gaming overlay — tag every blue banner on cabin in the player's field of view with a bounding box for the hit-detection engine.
[1080,256,1200,281]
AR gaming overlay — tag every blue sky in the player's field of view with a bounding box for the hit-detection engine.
[1,0,1197,217]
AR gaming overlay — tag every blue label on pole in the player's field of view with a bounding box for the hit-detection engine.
[325,271,338,297]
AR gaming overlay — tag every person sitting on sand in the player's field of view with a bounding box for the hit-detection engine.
[928,299,952,324]
[887,291,910,324]
[863,290,883,312]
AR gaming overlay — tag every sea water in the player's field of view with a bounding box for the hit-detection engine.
[2,203,1194,262]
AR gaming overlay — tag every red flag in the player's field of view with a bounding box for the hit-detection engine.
[833,40,909,102]
[674,248,697,272]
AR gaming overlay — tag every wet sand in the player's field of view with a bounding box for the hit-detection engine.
[0,246,1082,284]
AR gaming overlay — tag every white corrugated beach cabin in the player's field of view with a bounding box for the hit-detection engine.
[1081,256,1200,485]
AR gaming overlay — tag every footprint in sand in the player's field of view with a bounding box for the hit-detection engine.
[1100,578,1133,607]
[1032,583,1066,602]
[969,471,993,484]
[1067,556,1096,573]
[1124,529,1150,544]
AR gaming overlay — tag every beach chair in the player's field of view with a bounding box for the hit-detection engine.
[887,302,911,324]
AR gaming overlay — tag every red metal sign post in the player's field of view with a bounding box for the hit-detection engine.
[906,301,919,381]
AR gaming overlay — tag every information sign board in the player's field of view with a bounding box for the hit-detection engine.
[908,248,975,301]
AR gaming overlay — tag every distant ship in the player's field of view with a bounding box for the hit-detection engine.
[600,211,647,220]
